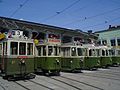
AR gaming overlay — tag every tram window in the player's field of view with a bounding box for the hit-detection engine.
[10,42,18,55]
[0,44,1,55]
[106,50,108,56]
[27,43,33,55]
[77,48,83,56]
[54,46,58,56]
[71,47,76,56]
[37,47,41,56]
[96,49,100,56]
[66,47,70,56]
[92,49,96,56]
[19,42,26,55]
[43,46,46,56]
[102,50,105,56]
[111,50,115,56]
[62,47,70,56]
[109,50,112,56]
[89,49,92,56]
[48,46,53,56]
[117,50,120,55]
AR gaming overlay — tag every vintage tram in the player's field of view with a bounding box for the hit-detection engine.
[82,44,100,70]
[111,48,120,66]
[34,33,61,75]
[0,30,35,80]
[61,44,84,72]
[99,46,112,68]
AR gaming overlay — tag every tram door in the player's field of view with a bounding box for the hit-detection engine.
[2,42,7,71]
[0,43,3,70]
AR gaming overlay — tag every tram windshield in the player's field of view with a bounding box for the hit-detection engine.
[37,45,60,56]
[11,42,18,55]
[89,49,97,56]
[116,49,120,56]
[102,50,105,56]
[77,48,84,56]
[71,47,76,56]
[10,42,34,55]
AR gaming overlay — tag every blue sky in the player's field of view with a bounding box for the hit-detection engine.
[0,0,120,32]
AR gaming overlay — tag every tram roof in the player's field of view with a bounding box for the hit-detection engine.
[0,16,97,38]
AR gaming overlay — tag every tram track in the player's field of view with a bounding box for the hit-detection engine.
[0,84,6,90]
[59,76,104,90]
[96,70,120,76]
[28,79,54,90]
[35,75,68,90]
[50,77,83,90]
[82,73,120,81]
[14,81,30,90]
[14,79,54,90]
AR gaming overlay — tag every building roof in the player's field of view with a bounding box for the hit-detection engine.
[95,25,120,33]
[0,16,98,39]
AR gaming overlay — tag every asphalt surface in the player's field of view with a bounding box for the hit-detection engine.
[0,66,120,90]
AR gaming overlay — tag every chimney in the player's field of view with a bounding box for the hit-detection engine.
[88,30,92,34]
[109,25,116,29]
[109,25,111,29]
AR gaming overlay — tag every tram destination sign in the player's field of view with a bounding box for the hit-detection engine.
[48,38,61,45]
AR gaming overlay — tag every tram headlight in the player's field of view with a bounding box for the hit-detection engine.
[70,60,73,63]
[56,59,59,62]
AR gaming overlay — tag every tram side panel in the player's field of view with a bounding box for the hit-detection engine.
[99,49,112,67]
[111,56,120,65]
[111,49,120,65]
[83,57,100,69]
[35,57,61,72]
[35,45,61,75]
[4,57,34,76]
[100,57,112,67]
[61,57,81,72]
[82,48,100,70]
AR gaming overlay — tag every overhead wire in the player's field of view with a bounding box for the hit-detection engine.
[41,0,81,22]
[10,0,29,17]
[82,16,120,30]
[62,7,120,26]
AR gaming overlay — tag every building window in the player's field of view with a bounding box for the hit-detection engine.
[117,38,120,46]
[110,39,116,46]
[97,40,101,45]
[102,40,107,45]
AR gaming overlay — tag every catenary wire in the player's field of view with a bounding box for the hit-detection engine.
[10,0,29,17]
[62,7,120,26]
[41,0,81,22]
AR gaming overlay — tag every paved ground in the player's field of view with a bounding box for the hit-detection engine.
[0,66,120,90]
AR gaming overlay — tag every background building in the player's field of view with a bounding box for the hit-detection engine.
[95,25,120,48]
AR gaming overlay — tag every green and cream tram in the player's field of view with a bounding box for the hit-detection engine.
[0,30,35,80]
[61,44,84,72]
[83,44,100,70]
[34,33,61,75]
[99,46,112,68]
[111,48,120,66]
